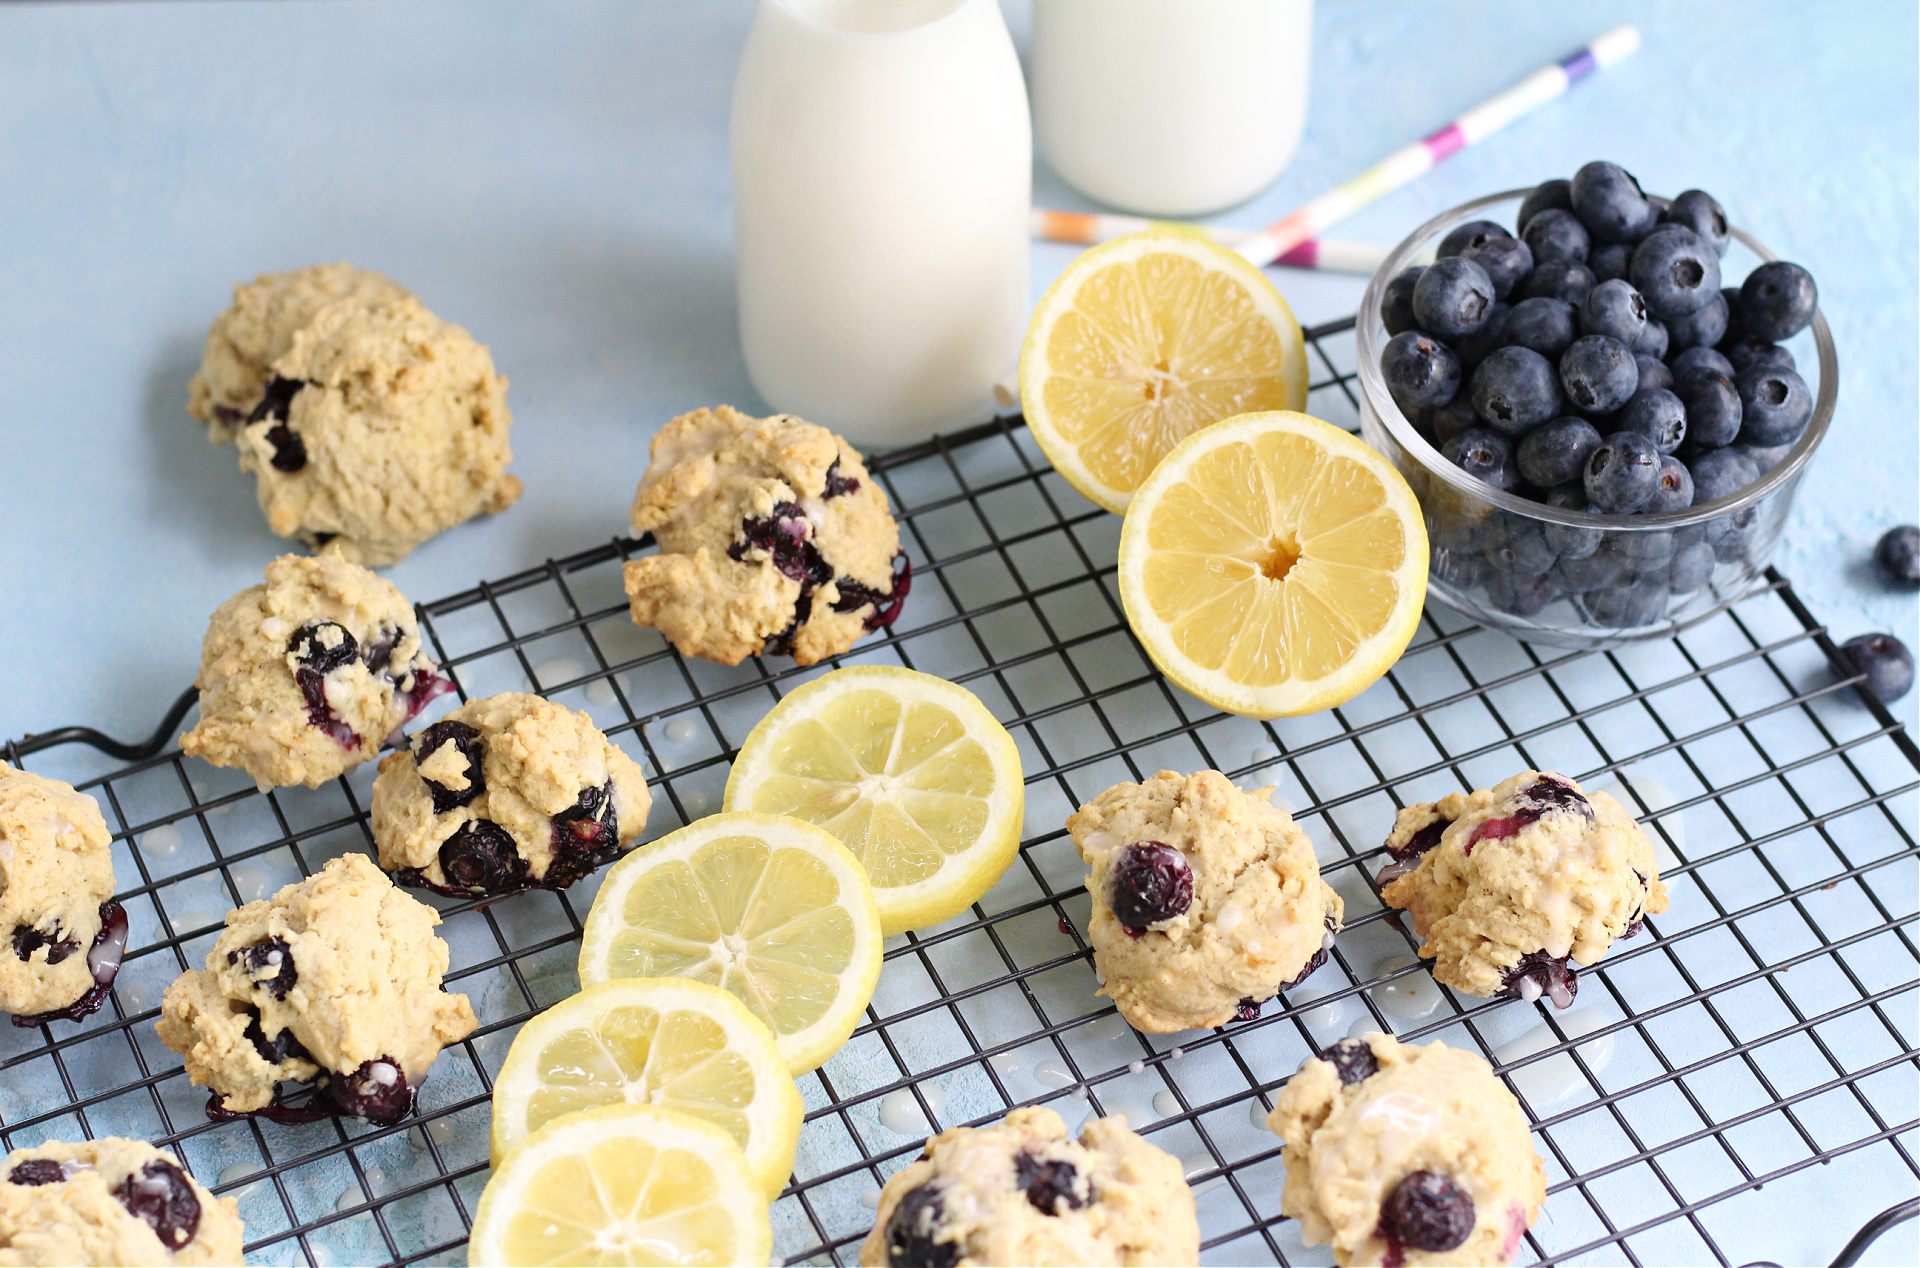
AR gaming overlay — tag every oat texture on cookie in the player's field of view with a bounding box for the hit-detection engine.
[156,853,476,1125]
[187,262,520,565]
[624,405,911,666]
[858,1105,1199,1267]
[0,765,124,1024]
[370,692,650,898]
[1067,770,1343,1033]
[1270,1033,1546,1267]
[0,1136,244,1267]
[1376,770,1668,1006]
[180,554,452,789]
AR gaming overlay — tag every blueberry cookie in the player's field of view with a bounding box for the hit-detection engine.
[0,1137,243,1266]
[187,263,521,565]
[859,1106,1198,1267]
[1067,770,1343,1033]
[624,406,910,666]
[1270,1033,1545,1267]
[180,554,452,789]
[1376,770,1668,1007]
[0,765,127,1026]
[156,853,477,1125]
[370,692,651,898]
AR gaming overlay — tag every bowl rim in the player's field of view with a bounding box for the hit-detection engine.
[1356,187,1837,533]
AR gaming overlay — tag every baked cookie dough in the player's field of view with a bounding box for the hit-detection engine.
[187,262,520,565]
[0,1137,242,1267]
[1068,770,1343,1033]
[0,765,126,1026]
[370,692,651,898]
[859,1105,1198,1267]
[1271,1033,1545,1267]
[624,406,910,666]
[1377,770,1667,1007]
[156,853,476,1125]
[181,553,452,789]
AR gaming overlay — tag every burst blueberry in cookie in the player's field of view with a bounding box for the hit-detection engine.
[0,1137,244,1263]
[0,766,125,1026]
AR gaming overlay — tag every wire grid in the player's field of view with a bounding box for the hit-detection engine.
[3,317,1917,1268]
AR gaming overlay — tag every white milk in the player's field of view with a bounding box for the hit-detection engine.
[731,0,1031,445]
[1030,0,1313,216]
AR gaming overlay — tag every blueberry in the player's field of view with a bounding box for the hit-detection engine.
[1444,302,1509,372]
[1580,575,1669,627]
[1723,339,1795,376]
[1736,440,1795,474]
[112,1159,203,1250]
[1014,1152,1085,1215]
[7,1160,65,1186]
[324,1056,415,1123]
[1630,226,1720,319]
[1325,1037,1380,1086]
[244,1009,311,1065]
[1616,527,1676,568]
[1462,236,1533,300]
[1738,260,1819,342]
[1552,549,1627,593]
[1470,346,1562,437]
[820,457,860,499]
[1517,258,1595,306]
[1616,389,1688,455]
[731,502,833,589]
[227,936,298,999]
[547,781,621,884]
[1663,289,1729,351]
[1518,178,1573,232]
[1633,353,1674,395]
[1378,1170,1476,1253]
[1411,256,1497,340]
[437,819,530,895]
[412,719,485,814]
[1633,316,1669,360]
[247,376,310,473]
[1668,539,1715,593]
[1570,160,1657,243]
[1674,370,1742,449]
[1687,445,1758,507]
[1500,950,1580,1008]
[1483,569,1555,617]
[1503,297,1578,359]
[1559,335,1638,415]
[1580,278,1648,347]
[1516,417,1603,488]
[1437,219,1511,259]
[1380,266,1424,337]
[1875,526,1920,587]
[1542,483,1603,559]
[1519,208,1590,265]
[832,552,912,633]
[1648,456,1694,513]
[11,921,78,965]
[1108,842,1193,934]
[1442,428,1517,491]
[1435,550,1488,589]
[1429,396,1479,448]
[1482,514,1556,576]
[1659,189,1731,256]
[1734,366,1813,446]
[1716,286,1749,346]
[1671,346,1734,382]
[884,1182,957,1268]
[287,621,359,675]
[1839,633,1915,703]
[1588,241,1633,284]
[1584,431,1661,512]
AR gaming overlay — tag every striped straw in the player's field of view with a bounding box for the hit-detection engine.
[1234,24,1641,269]
[1031,209,1388,274]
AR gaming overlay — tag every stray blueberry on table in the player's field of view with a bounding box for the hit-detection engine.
[1874,526,1920,588]
[1633,353,1673,396]
[1541,483,1603,560]
[1380,266,1424,336]
[1382,332,1461,411]
[1630,226,1720,319]
[1437,219,1511,259]
[1659,189,1731,256]
[1662,288,1728,351]
[1615,388,1688,455]
[1570,160,1657,243]
[1442,428,1517,492]
[1411,256,1496,340]
[1517,178,1573,233]
[1516,417,1603,489]
[113,1159,202,1251]
[1737,260,1819,342]
[1503,297,1578,360]
[1471,345,1562,437]
[412,719,486,814]
[1519,208,1589,265]
[6,1160,65,1186]
[1579,278,1648,347]
[1014,1152,1085,1215]
[1107,842,1193,935]
[1584,431,1661,513]
[1588,241,1633,285]
[1686,447,1758,505]
[1559,335,1638,415]
[1837,633,1916,703]
[1463,235,1533,300]
[1378,1170,1476,1253]
[885,1182,957,1268]
[1326,1038,1380,1086]
[1733,366,1813,447]
[1518,259,1595,307]
[1648,456,1694,513]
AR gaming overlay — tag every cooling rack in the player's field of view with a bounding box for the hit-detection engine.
[4,317,1915,1268]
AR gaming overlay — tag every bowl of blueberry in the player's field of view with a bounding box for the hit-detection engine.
[1357,161,1835,647]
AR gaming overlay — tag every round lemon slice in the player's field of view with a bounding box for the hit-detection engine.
[579,813,883,1074]
[1020,227,1308,514]
[722,666,1025,936]
[487,977,802,1200]
[1118,410,1429,718]
[468,1102,773,1268]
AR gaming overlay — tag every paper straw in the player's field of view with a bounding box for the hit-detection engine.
[1233,24,1640,268]
[1031,209,1388,275]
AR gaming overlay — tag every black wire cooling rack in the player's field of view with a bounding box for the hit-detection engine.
[4,317,1917,1268]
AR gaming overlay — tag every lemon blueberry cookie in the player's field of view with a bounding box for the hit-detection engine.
[0,1137,242,1267]
[1067,770,1343,1033]
[623,406,910,666]
[157,853,476,1125]
[860,1105,1198,1267]
[1376,770,1667,1008]
[370,692,651,899]
[187,262,520,565]
[180,554,452,789]
[1270,1033,1545,1267]
[0,765,127,1026]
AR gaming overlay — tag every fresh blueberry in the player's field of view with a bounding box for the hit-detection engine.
[1552,548,1627,593]
[1616,389,1688,454]
[1517,258,1595,306]
[1737,260,1819,342]
[1671,346,1734,382]
[1014,1152,1085,1215]
[1662,288,1729,351]
[1379,1171,1476,1253]
[1325,1037,1380,1086]
[1570,160,1657,243]
[1633,353,1674,395]
[1716,285,1749,346]
[113,1159,202,1251]
[1516,416,1603,488]
[1559,335,1638,415]
[1580,575,1669,627]
[1446,301,1510,371]
[1520,208,1590,265]
[1462,236,1533,300]
[1722,340,1795,376]
[1839,633,1916,702]
[1616,528,1676,569]
[1542,483,1603,559]
[324,1056,415,1124]
[1633,316,1669,359]
[412,719,485,814]
[1584,431,1661,512]
[7,1160,65,1186]
[1482,569,1556,617]
[1875,526,1920,587]
[1470,346,1562,437]
[1442,428,1517,491]
[884,1182,957,1268]
[1588,241,1633,284]
[1668,539,1715,592]
[436,820,530,895]
[1437,219,1511,259]
[1482,514,1556,576]
[227,936,298,999]
[1380,266,1424,337]
[1382,332,1462,411]
[1503,297,1578,359]
[1518,178,1573,232]
[1411,256,1497,340]
[1674,370,1743,449]
[1688,448,1756,506]
[1659,189,1731,256]
[1630,226,1721,319]
[1734,366,1813,446]
[1736,440,1795,474]
[1429,396,1479,447]
[1580,278,1648,347]
[1649,455,1694,512]
[1108,842,1193,934]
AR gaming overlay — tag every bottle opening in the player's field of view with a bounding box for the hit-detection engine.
[784,0,967,34]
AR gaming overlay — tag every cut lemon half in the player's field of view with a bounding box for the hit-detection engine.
[1118,410,1429,718]
[1021,228,1308,514]
[487,977,802,1199]
[579,813,883,1074]
[723,666,1024,936]
[468,1102,773,1268]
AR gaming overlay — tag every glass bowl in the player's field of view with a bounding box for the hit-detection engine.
[1356,189,1837,649]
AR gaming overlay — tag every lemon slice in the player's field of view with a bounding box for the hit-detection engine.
[468,1102,773,1268]
[722,666,1024,936]
[488,977,802,1200]
[1020,228,1308,514]
[1118,410,1429,718]
[579,813,882,1074]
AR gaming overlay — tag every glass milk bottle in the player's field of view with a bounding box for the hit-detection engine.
[731,0,1031,445]
[1031,0,1312,216]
